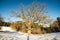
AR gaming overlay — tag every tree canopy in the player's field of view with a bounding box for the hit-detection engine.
[11,2,52,26]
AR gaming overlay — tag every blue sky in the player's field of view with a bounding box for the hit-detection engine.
[0,0,60,22]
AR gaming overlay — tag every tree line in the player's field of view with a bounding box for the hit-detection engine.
[0,14,11,26]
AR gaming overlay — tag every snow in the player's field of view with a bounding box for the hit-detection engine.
[0,31,60,40]
[0,26,60,40]
[1,26,15,32]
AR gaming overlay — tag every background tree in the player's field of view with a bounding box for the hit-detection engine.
[0,14,3,30]
[0,14,3,26]
[57,17,60,27]
[50,17,60,32]
[0,14,11,27]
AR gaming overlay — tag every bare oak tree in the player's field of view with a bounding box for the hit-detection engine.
[10,2,52,35]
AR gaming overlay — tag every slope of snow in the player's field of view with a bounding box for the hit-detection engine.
[0,31,60,40]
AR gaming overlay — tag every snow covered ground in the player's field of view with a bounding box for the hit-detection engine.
[0,31,60,40]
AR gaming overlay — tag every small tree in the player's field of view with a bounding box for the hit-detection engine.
[57,17,60,27]
[0,14,3,23]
